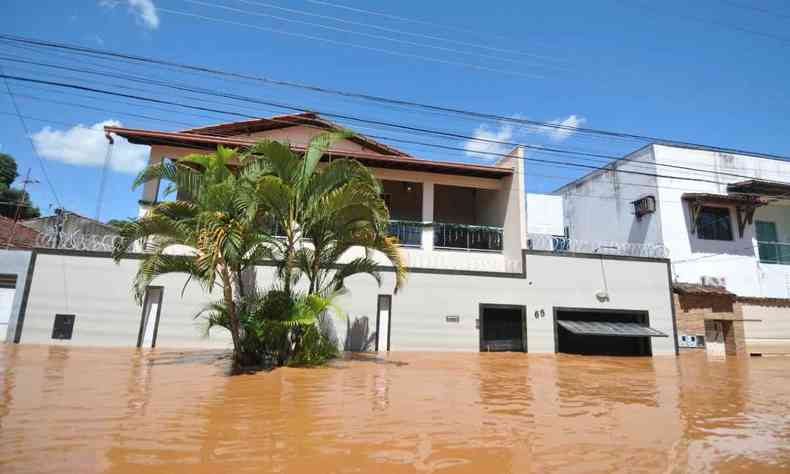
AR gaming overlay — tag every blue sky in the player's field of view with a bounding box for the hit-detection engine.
[2,0,790,222]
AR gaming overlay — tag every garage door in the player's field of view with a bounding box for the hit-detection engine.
[555,309,668,356]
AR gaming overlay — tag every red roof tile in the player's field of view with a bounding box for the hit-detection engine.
[0,215,43,249]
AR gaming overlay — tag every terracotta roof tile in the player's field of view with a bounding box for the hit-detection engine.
[673,282,735,297]
[0,215,43,249]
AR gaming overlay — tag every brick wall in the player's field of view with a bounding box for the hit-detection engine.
[673,292,746,356]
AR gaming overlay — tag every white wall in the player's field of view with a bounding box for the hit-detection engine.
[526,193,564,235]
[0,249,33,343]
[14,250,676,356]
[20,253,232,348]
[559,147,664,245]
[653,144,790,297]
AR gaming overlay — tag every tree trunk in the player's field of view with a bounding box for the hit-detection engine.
[221,270,243,363]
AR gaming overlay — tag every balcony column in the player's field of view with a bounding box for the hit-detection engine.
[422,181,434,251]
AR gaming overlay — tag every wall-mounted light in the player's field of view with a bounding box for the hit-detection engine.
[403,182,414,193]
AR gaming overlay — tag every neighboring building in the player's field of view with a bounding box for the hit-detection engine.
[0,215,43,249]
[0,216,41,341]
[557,142,790,355]
[0,113,678,356]
[21,210,120,251]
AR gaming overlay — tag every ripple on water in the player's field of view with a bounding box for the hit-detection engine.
[1,346,790,473]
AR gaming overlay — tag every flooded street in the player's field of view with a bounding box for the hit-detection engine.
[1,345,789,473]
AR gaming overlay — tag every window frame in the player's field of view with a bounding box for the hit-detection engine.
[696,205,734,241]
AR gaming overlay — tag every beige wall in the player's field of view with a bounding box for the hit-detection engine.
[14,250,676,356]
[741,303,790,354]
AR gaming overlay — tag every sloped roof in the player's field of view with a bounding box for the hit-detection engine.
[180,112,408,157]
[0,215,43,249]
[106,113,514,179]
[726,179,790,198]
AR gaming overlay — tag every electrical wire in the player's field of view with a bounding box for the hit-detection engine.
[229,0,566,63]
[3,34,786,163]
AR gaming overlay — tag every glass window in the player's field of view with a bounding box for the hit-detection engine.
[697,206,733,241]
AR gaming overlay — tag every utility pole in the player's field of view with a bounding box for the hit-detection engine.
[5,167,39,248]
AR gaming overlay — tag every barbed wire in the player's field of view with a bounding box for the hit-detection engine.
[526,233,670,259]
[35,228,121,252]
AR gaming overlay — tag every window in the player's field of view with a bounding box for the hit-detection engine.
[52,314,75,340]
[755,221,790,264]
[697,206,733,241]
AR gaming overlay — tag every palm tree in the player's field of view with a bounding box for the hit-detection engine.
[243,132,406,297]
[112,146,273,364]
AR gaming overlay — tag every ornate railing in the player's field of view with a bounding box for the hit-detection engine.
[387,220,423,246]
[757,241,790,265]
[526,233,669,259]
[434,223,503,252]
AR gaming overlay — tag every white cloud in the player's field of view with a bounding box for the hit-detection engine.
[100,0,160,30]
[32,120,149,174]
[463,113,587,160]
[539,114,587,142]
[463,122,514,160]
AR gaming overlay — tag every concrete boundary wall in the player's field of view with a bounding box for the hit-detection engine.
[6,248,678,355]
[741,303,790,355]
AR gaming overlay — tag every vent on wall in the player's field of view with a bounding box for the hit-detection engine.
[632,196,656,219]
[446,315,460,323]
[51,314,75,340]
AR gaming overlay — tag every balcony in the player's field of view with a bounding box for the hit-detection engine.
[757,241,790,265]
[434,223,503,252]
[387,220,423,247]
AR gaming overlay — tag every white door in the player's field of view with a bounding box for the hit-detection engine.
[0,286,17,342]
[139,287,163,348]
[376,295,391,352]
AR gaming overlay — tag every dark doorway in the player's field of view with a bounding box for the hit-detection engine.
[554,308,654,356]
[479,304,526,352]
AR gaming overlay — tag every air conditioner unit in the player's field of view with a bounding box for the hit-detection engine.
[700,276,727,288]
[632,195,656,218]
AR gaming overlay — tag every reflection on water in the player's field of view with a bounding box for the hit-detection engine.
[1,345,789,473]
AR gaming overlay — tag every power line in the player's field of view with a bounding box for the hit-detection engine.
[719,0,790,21]
[622,0,790,45]
[304,0,542,47]
[0,109,739,206]
[231,0,566,63]
[0,65,62,208]
[0,73,741,187]
[155,6,544,79]
[4,49,790,188]
[4,34,786,163]
[181,0,561,70]
[1,53,781,184]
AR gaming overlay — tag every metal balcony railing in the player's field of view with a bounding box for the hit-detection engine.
[434,223,503,252]
[757,241,790,265]
[387,220,423,247]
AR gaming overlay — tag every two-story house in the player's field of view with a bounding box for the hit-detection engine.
[557,143,790,355]
[1,113,677,356]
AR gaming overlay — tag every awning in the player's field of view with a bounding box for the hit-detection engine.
[557,320,668,337]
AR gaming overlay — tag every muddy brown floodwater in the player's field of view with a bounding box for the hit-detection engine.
[1,345,790,473]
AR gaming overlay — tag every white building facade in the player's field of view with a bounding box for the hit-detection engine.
[0,114,678,356]
[557,143,790,354]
